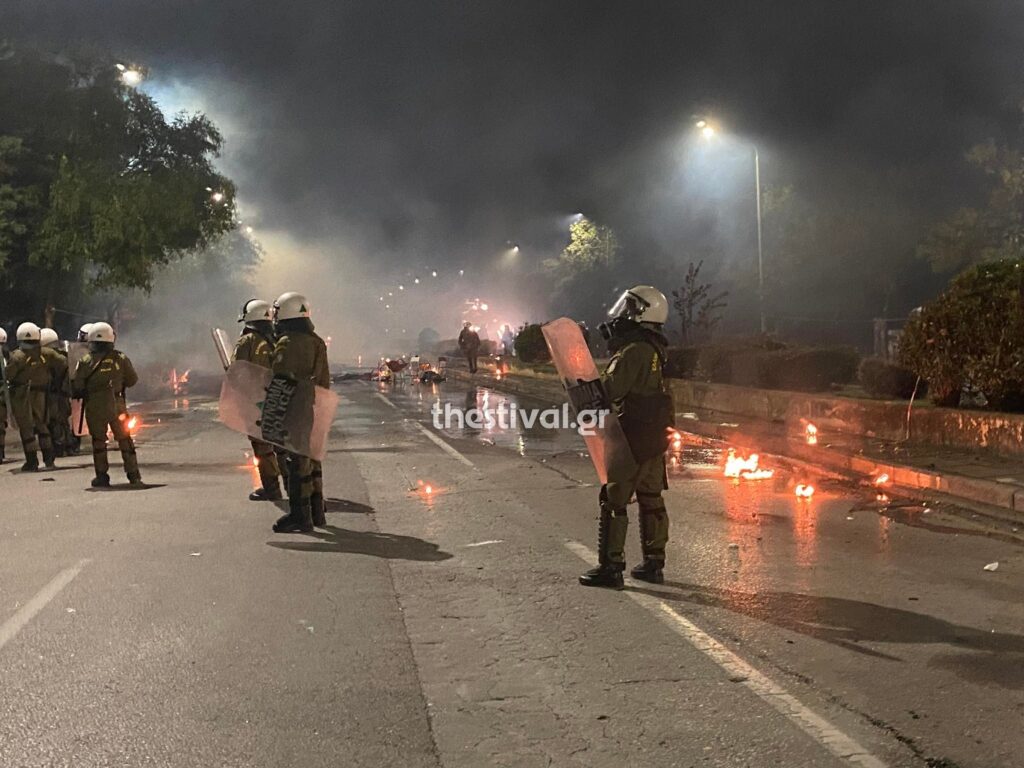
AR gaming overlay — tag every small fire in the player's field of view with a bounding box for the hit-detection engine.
[668,428,683,453]
[805,423,818,445]
[724,449,775,480]
[876,492,890,504]
[795,483,815,498]
[252,456,260,467]
[119,413,141,434]
[874,473,890,486]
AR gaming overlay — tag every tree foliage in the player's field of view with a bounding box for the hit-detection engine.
[542,217,619,321]
[918,119,1024,274]
[0,44,236,325]
[900,259,1024,409]
[671,260,728,344]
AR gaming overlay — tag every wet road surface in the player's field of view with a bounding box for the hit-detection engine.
[0,379,1021,767]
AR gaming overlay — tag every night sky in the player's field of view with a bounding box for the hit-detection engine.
[7,1,1024,346]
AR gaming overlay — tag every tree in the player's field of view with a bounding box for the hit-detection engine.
[671,260,728,344]
[542,216,619,321]
[0,45,236,328]
[918,129,1024,274]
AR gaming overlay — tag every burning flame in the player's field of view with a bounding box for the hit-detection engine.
[119,413,141,434]
[795,483,815,498]
[170,368,191,396]
[805,423,818,445]
[668,428,683,453]
[252,456,260,467]
[876,492,890,504]
[724,449,775,480]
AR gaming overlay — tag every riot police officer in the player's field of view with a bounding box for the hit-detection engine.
[40,328,72,458]
[6,322,56,471]
[71,322,143,487]
[0,328,9,464]
[269,292,330,533]
[579,285,674,589]
[233,298,284,501]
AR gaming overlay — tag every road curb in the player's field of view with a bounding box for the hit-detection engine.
[455,367,1024,518]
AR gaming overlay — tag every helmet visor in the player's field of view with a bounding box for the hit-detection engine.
[607,290,649,320]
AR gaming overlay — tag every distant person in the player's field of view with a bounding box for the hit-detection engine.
[6,323,56,471]
[458,322,481,373]
[500,325,516,357]
[40,328,72,458]
[233,299,283,502]
[0,327,8,464]
[71,322,143,487]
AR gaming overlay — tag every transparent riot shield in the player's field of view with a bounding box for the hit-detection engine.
[211,327,233,370]
[542,317,637,484]
[66,342,90,376]
[218,360,339,461]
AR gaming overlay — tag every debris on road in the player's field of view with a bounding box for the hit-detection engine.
[983,562,999,572]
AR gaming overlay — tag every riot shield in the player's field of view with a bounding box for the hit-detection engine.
[218,360,339,461]
[66,342,90,376]
[211,327,233,371]
[542,317,637,484]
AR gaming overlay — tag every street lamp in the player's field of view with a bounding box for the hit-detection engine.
[696,119,766,334]
[116,64,143,87]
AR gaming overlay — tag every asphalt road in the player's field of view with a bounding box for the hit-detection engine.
[1,379,1021,768]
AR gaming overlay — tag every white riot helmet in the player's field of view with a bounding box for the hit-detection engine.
[273,292,311,321]
[87,322,116,343]
[40,328,59,347]
[16,322,41,342]
[607,285,669,326]
[78,323,94,342]
[238,298,272,323]
[0,328,7,344]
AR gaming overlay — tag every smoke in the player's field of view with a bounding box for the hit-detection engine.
[9,0,1024,356]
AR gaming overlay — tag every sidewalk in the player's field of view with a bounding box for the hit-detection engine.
[452,363,1024,519]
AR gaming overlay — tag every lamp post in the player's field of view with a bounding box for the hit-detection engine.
[697,120,767,334]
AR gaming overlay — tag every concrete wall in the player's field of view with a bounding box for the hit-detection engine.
[460,368,1024,459]
[670,380,1024,458]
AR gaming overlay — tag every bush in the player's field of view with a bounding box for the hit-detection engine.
[858,357,922,400]
[755,347,860,392]
[514,323,551,364]
[900,260,1024,410]
[696,337,786,383]
[664,346,699,379]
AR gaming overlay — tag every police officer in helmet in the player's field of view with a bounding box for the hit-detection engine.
[269,292,330,533]
[5,322,56,471]
[233,298,284,501]
[579,285,674,589]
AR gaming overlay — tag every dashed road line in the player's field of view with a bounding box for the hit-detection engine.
[564,540,887,768]
[0,559,91,652]
[374,390,476,469]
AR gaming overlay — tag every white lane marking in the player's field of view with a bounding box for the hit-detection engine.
[374,392,398,409]
[374,388,476,468]
[465,539,504,548]
[564,541,887,768]
[412,422,476,468]
[0,559,91,652]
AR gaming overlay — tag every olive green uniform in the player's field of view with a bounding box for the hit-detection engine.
[232,330,282,492]
[0,349,10,463]
[71,348,141,483]
[598,335,670,569]
[271,328,330,519]
[6,345,54,465]
[45,348,72,457]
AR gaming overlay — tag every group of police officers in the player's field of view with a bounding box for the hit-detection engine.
[2,283,673,579]
[0,320,142,486]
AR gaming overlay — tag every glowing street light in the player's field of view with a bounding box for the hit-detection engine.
[211,191,225,203]
[695,118,766,334]
[116,64,144,87]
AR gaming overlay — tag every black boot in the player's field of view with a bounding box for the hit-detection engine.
[42,447,56,469]
[630,560,665,584]
[579,503,626,589]
[0,445,5,464]
[273,496,313,533]
[249,476,283,502]
[127,473,144,487]
[579,564,624,589]
[91,473,111,488]
[310,492,326,527]
[21,451,39,473]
